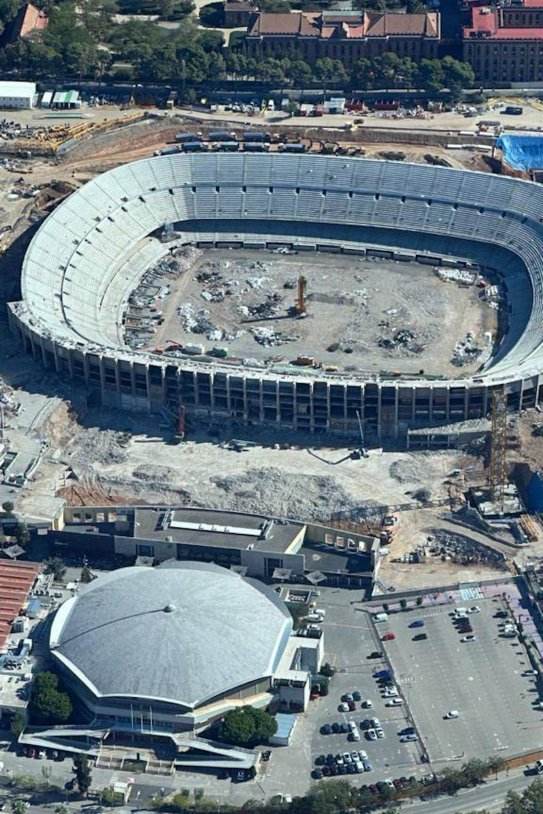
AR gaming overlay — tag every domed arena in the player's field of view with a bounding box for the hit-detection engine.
[49,561,293,730]
[9,152,543,443]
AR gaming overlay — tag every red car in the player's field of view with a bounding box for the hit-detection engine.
[381,632,396,641]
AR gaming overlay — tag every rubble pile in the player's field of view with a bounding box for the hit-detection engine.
[378,326,425,355]
[123,246,200,350]
[436,267,477,285]
[452,332,481,366]
[251,327,298,347]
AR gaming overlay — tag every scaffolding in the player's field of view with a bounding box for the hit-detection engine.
[488,389,508,513]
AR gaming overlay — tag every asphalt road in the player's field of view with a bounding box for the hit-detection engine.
[401,769,535,814]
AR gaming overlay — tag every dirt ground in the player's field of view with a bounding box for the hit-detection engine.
[151,249,497,377]
[25,398,466,519]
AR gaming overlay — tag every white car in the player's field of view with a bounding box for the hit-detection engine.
[468,606,481,614]
[445,710,459,719]
[461,635,477,642]
[366,728,377,741]
[348,720,357,732]
[383,687,398,697]
[376,728,385,739]
[339,702,349,712]
[400,733,418,742]
[358,750,368,760]
[386,698,403,707]
[352,730,361,742]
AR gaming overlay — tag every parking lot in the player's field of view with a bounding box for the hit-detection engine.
[379,597,543,764]
[307,589,423,784]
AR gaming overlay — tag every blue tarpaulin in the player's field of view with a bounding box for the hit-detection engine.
[496,135,543,171]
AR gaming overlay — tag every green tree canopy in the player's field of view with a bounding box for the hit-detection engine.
[29,671,72,725]
[220,707,277,747]
[73,754,92,796]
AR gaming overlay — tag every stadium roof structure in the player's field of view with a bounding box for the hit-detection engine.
[49,561,292,708]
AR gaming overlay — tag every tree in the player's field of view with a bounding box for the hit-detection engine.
[10,711,25,738]
[14,521,30,548]
[80,564,94,584]
[400,598,407,610]
[10,801,27,814]
[73,755,92,796]
[290,59,312,87]
[320,662,335,678]
[54,805,69,814]
[417,58,444,92]
[415,596,423,606]
[441,55,474,98]
[45,557,66,582]
[1,501,14,515]
[29,671,72,725]
[220,707,277,747]
[382,603,389,612]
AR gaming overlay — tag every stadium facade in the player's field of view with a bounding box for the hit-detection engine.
[9,153,543,443]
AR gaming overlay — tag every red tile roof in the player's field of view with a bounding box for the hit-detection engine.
[249,9,440,38]
[19,3,48,37]
[464,5,543,36]
[0,561,40,651]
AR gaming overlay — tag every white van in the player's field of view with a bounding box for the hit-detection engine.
[374,612,389,622]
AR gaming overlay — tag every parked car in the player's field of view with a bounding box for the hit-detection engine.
[409,620,425,628]
[368,651,383,659]
[376,728,385,739]
[331,722,340,733]
[461,635,477,642]
[321,724,332,735]
[468,606,481,614]
[400,733,418,742]
[413,633,428,641]
[312,769,323,780]
[381,632,395,641]
[366,729,377,741]
[386,698,403,707]
[361,699,373,709]
[339,702,349,712]
[444,710,459,719]
[363,759,372,772]
[352,691,362,701]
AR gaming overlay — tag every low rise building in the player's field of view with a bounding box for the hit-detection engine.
[224,0,255,27]
[5,3,48,42]
[48,504,379,591]
[0,82,36,110]
[245,10,440,66]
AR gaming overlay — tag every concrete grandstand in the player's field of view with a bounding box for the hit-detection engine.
[9,153,543,443]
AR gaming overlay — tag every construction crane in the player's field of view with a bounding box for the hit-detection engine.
[295,274,307,316]
[488,389,508,513]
